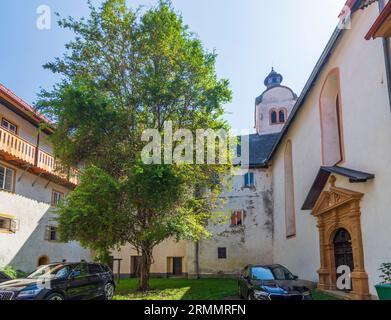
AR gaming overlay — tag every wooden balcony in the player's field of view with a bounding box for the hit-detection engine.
[0,127,79,187]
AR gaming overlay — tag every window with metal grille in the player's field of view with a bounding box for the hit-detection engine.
[0,165,14,192]
[218,247,227,259]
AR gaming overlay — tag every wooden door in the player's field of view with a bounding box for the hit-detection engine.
[173,257,183,276]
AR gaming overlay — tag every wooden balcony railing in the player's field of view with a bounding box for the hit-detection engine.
[0,127,79,186]
[37,149,79,185]
[0,127,36,165]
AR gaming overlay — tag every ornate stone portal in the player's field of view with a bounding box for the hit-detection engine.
[311,176,371,300]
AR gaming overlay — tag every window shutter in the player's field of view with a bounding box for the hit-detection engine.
[10,220,17,233]
[244,174,249,187]
[44,226,51,241]
[250,173,254,186]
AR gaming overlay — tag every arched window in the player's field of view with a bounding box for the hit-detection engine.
[270,110,278,124]
[284,140,296,238]
[279,110,286,123]
[320,68,344,166]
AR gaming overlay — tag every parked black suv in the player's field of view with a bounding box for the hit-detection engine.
[238,264,313,300]
[0,262,115,300]
[0,271,11,283]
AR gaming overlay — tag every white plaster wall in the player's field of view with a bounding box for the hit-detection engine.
[0,163,91,273]
[113,239,188,276]
[271,4,391,296]
[195,168,274,276]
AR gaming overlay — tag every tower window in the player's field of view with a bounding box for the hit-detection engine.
[279,110,286,123]
[270,108,287,125]
[270,110,278,124]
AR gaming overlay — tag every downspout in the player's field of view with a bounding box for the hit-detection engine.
[195,241,200,279]
[34,131,40,167]
[379,0,391,111]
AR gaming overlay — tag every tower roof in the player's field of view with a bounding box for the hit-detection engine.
[264,68,283,89]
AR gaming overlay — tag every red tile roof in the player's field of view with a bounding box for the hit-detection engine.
[0,83,53,131]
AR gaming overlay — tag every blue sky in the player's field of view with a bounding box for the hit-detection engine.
[0,0,345,131]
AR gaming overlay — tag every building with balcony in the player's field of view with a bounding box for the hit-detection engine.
[0,84,91,273]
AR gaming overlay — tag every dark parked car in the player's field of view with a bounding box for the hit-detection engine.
[238,264,313,300]
[0,271,11,283]
[0,262,115,300]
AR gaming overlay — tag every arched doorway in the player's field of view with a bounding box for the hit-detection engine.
[312,177,371,299]
[333,229,353,291]
[37,255,50,266]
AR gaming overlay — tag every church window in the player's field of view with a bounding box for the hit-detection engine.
[270,110,278,124]
[284,140,296,238]
[319,68,344,166]
[279,110,286,123]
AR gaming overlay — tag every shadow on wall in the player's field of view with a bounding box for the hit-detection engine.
[7,208,90,273]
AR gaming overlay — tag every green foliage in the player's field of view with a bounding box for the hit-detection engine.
[379,263,391,284]
[36,0,233,289]
[1,266,28,279]
[114,278,238,300]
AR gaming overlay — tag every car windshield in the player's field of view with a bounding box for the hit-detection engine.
[251,267,275,281]
[271,266,295,280]
[27,264,73,280]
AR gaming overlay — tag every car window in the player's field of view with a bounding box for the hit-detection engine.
[88,264,103,275]
[251,267,275,281]
[27,264,72,280]
[271,266,295,280]
[72,264,89,278]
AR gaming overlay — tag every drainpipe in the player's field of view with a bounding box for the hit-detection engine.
[195,241,200,279]
[379,0,391,112]
[34,131,40,167]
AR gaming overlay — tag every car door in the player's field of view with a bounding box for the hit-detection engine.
[87,264,105,299]
[65,264,91,300]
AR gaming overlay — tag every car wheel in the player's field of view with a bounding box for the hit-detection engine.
[46,293,64,301]
[104,282,115,300]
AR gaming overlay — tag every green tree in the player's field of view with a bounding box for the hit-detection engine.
[37,0,232,291]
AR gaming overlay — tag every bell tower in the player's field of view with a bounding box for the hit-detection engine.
[255,68,297,135]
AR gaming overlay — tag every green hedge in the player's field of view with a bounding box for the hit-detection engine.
[1,265,28,279]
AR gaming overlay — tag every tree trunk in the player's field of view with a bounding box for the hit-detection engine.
[138,246,153,292]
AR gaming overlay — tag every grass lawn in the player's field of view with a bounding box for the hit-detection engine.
[114,278,237,300]
[113,278,342,300]
[311,289,342,300]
